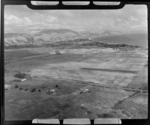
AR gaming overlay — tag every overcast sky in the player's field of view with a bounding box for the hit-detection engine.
[4,5,147,34]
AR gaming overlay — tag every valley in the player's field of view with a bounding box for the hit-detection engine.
[5,40,148,120]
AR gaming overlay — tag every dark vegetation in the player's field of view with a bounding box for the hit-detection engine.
[55,85,60,89]
[55,50,61,55]
[47,39,140,49]
[31,88,36,92]
[14,85,19,88]
[25,88,28,91]
[14,72,31,79]
[19,87,23,90]
[13,79,21,82]
[14,72,27,79]
[80,42,140,49]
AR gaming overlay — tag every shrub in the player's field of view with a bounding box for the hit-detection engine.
[55,85,59,88]
[25,88,28,91]
[55,50,61,55]
[14,72,27,79]
[31,88,36,92]
[19,87,23,90]
[14,84,19,88]
[13,79,21,82]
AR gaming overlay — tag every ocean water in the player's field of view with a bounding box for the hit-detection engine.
[92,33,148,48]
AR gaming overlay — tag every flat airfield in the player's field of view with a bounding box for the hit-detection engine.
[5,46,148,120]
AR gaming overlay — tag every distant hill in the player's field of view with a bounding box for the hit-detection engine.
[37,29,79,35]
[4,29,80,47]
[92,33,148,48]
[4,33,34,47]
[4,29,147,49]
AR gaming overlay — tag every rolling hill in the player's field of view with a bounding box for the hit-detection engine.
[4,29,80,47]
[4,29,147,49]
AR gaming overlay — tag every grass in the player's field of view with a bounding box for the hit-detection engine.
[5,46,148,120]
[5,49,39,61]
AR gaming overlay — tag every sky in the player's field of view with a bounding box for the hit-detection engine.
[4,5,147,34]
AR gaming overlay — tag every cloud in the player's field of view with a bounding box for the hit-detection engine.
[46,16,58,23]
[4,5,147,34]
[24,17,32,25]
[129,16,139,22]
[5,14,33,26]
[5,15,22,25]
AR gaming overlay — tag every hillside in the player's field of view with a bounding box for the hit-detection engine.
[4,29,80,47]
[4,29,147,49]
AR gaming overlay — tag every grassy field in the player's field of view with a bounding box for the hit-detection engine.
[5,49,40,61]
[5,46,148,120]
